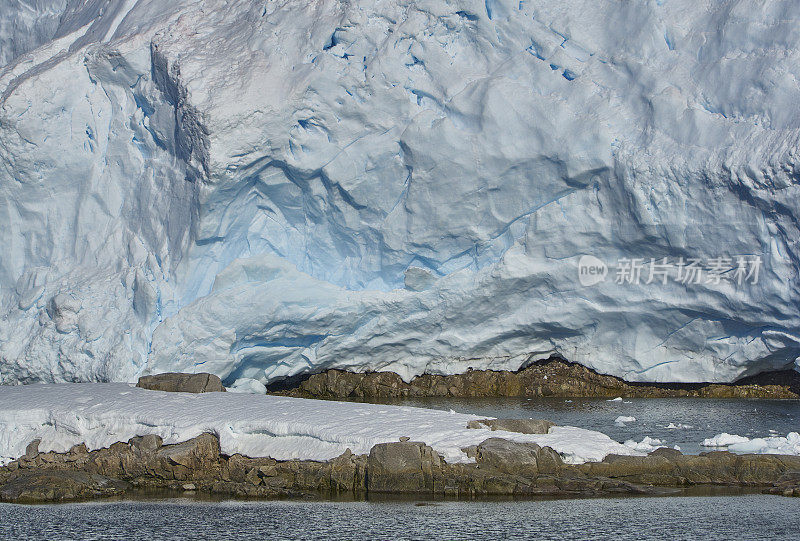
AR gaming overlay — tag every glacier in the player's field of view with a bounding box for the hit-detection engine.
[0,0,799,386]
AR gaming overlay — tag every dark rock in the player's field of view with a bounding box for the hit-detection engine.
[155,433,221,480]
[329,449,365,492]
[475,438,541,475]
[536,446,565,474]
[366,441,443,493]
[467,418,554,434]
[0,470,129,503]
[137,373,226,393]
[648,447,683,458]
[130,434,163,453]
[272,358,800,399]
[24,439,40,458]
[3,430,800,501]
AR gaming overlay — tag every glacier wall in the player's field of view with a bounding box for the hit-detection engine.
[0,0,799,386]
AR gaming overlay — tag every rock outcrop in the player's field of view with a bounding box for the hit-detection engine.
[0,471,129,503]
[1,431,799,503]
[136,373,226,393]
[366,441,444,493]
[272,359,800,399]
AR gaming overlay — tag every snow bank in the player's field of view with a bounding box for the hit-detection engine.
[702,432,800,456]
[1,1,800,385]
[0,383,639,466]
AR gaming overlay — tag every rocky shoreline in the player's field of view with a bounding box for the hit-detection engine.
[1,373,797,504]
[2,428,799,504]
[271,358,800,399]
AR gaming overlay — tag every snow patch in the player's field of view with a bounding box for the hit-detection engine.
[0,383,642,466]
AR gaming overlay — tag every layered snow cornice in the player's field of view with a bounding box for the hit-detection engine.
[1,0,799,385]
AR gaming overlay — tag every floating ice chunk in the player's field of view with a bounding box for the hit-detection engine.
[624,436,664,453]
[666,423,693,430]
[607,397,623,402]
[726,432,800,456]
[701,433,751,447]
[614,415,636,426]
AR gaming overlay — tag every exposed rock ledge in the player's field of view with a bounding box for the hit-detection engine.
[1,432,798,503]
[270,358,800,399]
[136,373,226,393]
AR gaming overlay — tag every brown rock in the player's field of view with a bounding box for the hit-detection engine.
[130,434,163,453]
[648,447,683,458]
[245,468,262,486]
[366,441,443,493]
[0,471,129,503]
[475,438,541,475]
[329,449,364,492]
[24,439,40,459]
[137,373,226,393]
[156,433,221,480]
[272,358,800,399]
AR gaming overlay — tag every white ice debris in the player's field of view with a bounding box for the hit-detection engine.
[1,1,800,385]
[666,423,694,430]
[702,433,753,447]
[702,432,800,456]
[623,436,665,453]
[0,383,642,466]
[227,378,268,394]
[614,416,636,426]
[608,398,624,403]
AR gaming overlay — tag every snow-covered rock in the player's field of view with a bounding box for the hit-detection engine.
[0,383,640,465]
[1,0,800,385]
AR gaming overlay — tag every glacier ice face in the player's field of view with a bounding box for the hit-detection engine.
[1,0,799,385]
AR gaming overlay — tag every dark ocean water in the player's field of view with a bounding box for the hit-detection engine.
[373,397,800,455]
[2,494,799,540]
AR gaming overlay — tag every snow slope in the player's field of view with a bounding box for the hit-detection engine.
[1,1,800,385]
[0,383,639,466]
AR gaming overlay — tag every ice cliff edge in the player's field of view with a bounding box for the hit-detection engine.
[1,0,799,385]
